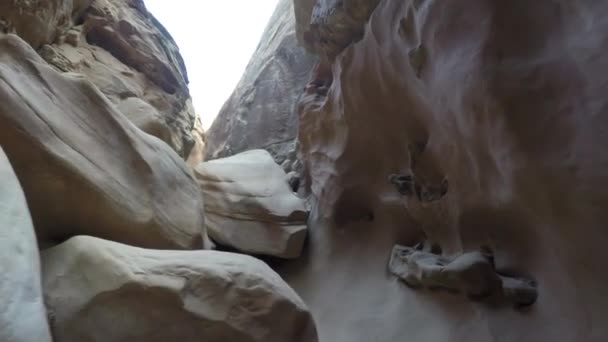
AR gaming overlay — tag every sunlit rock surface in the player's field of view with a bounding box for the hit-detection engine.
[0,148,52,342]
[0,34,208,249]
[0,0,203,158]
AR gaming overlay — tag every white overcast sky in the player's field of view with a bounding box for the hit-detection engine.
[145,1,279,129]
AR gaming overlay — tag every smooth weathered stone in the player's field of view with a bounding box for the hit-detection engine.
[0,33,208,249]
[0,148,52,342]
[42,236,318,342]
[195,149,308,258]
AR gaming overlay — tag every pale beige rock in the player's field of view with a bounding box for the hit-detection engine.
[116,96,172,145]
[18,0,202,158]
[41,236,318,342]
[195,150,308,258]
[0,33,208,249]
[0,148,52,342]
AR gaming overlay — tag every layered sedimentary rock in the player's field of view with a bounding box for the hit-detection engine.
[0,34,208,249]
[282,0,608,341]
[195,150,308,259]
[205,0,316,166]
[0,148,52,342]
[42,236,318,342]
[0,0,203,159]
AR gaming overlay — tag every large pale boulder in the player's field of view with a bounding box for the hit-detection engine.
[0,33,208,249]
[42,236,318,342]
[205,0,316,166]
[195,150,308,258]
[0,148,52,342]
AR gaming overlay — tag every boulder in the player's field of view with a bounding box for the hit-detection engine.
[195,150,308,259]
[0,148,52,342]
[205,0,316,165]
[41,236,318,342]
[0,33,208,249]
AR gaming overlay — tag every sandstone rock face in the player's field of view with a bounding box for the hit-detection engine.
[0,34,208,249]
[1,0,203,158]
[0,148,52,342]
[0,0,90,49]
[281,0,608,341]
[42,236,318,342]
[294,0,380,58]
[205,0,316,166]
[195,150,308,259]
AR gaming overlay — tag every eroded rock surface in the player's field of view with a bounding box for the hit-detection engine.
[205,0,316,166]
[195,150,309,259]
[0,148,52,342]
[281,0,608,341]
[0,34,208,249]
[2,0,203,158]
[388,245,538,307]
[42,236,318,342]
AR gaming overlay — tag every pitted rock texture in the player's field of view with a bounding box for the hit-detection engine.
[42,236,318,342]
[0,34,209,249]
[195,150,309,259]
[388,245,538,307]
[0,148,52,342]
[205,0,316,166]
[294,0,381,59]
[282,0,608,341]
[1,0,203,158]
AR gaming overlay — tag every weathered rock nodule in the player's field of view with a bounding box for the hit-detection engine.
[0,148,52,342]
[42,236,318,342]
[388,244,538,307]
[195,149,308,259]
[0,33,209,250]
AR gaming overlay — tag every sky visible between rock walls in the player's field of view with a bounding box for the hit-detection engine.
[145,0,279,130]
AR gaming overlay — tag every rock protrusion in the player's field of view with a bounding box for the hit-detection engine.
[388,244,538,307]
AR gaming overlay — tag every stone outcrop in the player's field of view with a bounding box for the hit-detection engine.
[0,0,203,159]
[205,0,316,167]
[42,236,318,342]
[388,244,538,307]
[0,34,209,249]
[0,148,52,342]
[195,150,308,259]
[294,0,381,59]
[277,0,608,341]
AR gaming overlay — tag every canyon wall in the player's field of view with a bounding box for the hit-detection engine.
[205,0,316,167]
[279,0,608,341]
